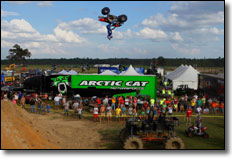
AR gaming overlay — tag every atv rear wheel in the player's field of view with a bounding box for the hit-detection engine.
[102,7,110,15]
[165,137,185,149]
[119,128,130,143]
[124,136,143,149]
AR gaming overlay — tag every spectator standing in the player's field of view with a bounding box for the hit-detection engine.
[100,105,106,123]
[46,102,50,113]
[128,105,133,116]
[140,107,146,120]
[20,96,26,108]
[133,97,137,109]
[106,104,112,122]
[54,94,60,110]
[186,107,192,124]
[30,97,36,113]
[64,100,70,116]
[121,104,127,121]
[202,96,206,109]
[115,106,122,122]
[111,97,116,110]
[93,104,99,122]
[103,96,109,106]
[73,100,79,115]
[77,105,82,119]
[168,105,173,116]
[153,106,158,120]
[125,96,130,107]
[220,101,224,115]
[150,98,155,108]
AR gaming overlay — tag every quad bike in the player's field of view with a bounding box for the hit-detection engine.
[119,115,185,149]
[185,124,209,138]
[98,7,127,28]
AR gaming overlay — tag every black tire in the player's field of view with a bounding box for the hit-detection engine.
[124,136,143,149]
[102,7,110,15]
[187,132,194,138]
[118,14,127,23]
[165,137,185,149]
[119,128,130,143]
[203,132,209,139]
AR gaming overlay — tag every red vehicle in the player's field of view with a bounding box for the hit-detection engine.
[185,124,209,138]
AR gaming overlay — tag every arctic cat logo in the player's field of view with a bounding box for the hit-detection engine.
[79,80,149,87]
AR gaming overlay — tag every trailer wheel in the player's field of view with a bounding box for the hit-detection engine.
[124,136,143,149]
[165,137,185,149]
[119,128,130,143]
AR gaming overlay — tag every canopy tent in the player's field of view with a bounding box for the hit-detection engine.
[100,70,117,75]
[120,65,142,76]
[67,70,78,75]
[165,65,199,90]
[58,70,68,74]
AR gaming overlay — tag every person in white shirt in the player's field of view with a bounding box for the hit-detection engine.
[93,104,99,122]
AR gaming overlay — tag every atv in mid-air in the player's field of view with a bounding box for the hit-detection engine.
[98,7,127,40]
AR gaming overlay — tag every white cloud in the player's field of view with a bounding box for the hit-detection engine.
[170,32,183,41]
[136,27,167,40]
[1,19,37,33]
[97,44,119,53]
[7,1,32,5]
[133,48,148,55]
[1,18,87,58]
[37,1,53,7]
[54,27,86,43]
[1,10,19,17]
[172,44,200,55]
[142,2,224,32]
[196,27,224,35]
[58,18,106,34]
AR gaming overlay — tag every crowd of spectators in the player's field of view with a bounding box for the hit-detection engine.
[1,89,224,123]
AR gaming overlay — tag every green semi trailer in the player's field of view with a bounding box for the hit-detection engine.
[70,74,157,99]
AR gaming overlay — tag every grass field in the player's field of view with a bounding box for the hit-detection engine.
[22,102,225,150]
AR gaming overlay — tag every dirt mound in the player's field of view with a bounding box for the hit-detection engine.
[1,101,102,149]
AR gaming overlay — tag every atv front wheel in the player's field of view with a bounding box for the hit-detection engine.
[119,128,130,143]
[165,137,185,149]
[124,136,143,149]
[118,14,127,23]
[203,133,209,139]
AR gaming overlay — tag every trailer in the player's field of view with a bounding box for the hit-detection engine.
[23,74,157,99]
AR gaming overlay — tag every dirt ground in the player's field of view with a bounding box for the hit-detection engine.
[1,100,108,149]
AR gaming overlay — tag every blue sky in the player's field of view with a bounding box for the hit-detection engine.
[1,1,224,59]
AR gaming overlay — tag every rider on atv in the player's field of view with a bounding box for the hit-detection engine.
[98,7,127,40]
[106,15,117,40]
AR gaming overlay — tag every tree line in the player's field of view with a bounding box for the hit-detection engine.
[1,57,224,67]
[1,44,224,67]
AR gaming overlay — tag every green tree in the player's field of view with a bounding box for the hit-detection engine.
[157,56,166,66]
[6,44,31,64]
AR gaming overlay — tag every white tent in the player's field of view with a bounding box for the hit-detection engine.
[100,70,117,75]
[67,70,78,75]
[121,65,142,76]
[165,65,199,90]
[58,70,68,74]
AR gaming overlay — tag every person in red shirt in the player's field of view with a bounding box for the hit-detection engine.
[119,96,125,108]
[96,98,101,106]
[186,107,193,124]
